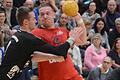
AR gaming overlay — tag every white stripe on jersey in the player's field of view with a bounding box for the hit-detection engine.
[12,35,19,43]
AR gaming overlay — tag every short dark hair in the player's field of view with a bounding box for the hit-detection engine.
[16,6,32,26]
[0,7,6,23]
[0,7,6,15]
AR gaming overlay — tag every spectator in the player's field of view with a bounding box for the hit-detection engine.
[80,0,92,14]
[87,56,113,80]
[55,0,76,29]
[0,7,12,45]
[2,0,18,28]
[55,13,73,30]
[23,0,40,25]
[39,0,58,12]
[55,0,65,19]
[108,38,120,68]
[103,0,120,32]
[84,33,107,72]
[108,17,120,48]
[82,1,101,26]
[83,18,92,42]
[23,0,34,10]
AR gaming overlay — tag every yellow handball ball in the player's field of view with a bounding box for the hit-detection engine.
[62,0,79,17]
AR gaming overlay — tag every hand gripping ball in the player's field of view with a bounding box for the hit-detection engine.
[62,0,79,17]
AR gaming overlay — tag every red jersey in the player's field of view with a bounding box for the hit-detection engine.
[32,27,80,80]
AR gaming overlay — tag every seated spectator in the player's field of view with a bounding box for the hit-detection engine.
[108,38,120,68]
[108,17,120,48]
[87,56,113,80]
[84,33,107,71]
[89,18,110,51]
[79,19,92,61]
[0,7,12,45]
[2,0,18,28]
[83,18,92,41]
[103,0,120,32]
[36,0,58,14]
[55,0,76,29]
[80,0,93,14]
[23,0,34,10]
[55,13,73,30]
[24,0,39,25]
[82,1,101,26]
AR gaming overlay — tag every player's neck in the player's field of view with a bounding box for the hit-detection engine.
[42,25,55,29]
[20,27,31,33]
[47,26,55,29]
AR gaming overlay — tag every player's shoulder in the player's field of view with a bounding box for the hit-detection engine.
[32,27,43,33]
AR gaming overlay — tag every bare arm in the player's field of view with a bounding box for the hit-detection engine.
[71,13,87,46]
[32,51,64,62]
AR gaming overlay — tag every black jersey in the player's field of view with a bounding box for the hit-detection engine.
[0,30,70,80]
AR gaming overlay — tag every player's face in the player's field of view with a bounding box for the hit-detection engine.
[39,6,55,28]
[28,11,36,31]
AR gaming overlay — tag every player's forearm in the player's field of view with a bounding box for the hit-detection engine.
[38,38,74,58]
[32,53,57,62]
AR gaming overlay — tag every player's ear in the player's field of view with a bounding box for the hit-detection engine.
[23,19,29,26]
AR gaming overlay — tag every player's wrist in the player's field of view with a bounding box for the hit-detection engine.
[67,37,75,47]
[76,18,83,26]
